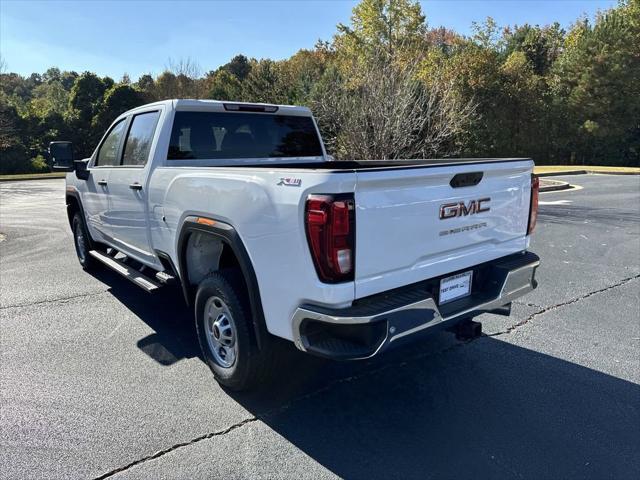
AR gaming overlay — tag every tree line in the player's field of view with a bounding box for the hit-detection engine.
[1,0,638,174]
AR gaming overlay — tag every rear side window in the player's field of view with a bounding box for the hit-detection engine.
[96,119,126,166]
[167,111,323,160]
[122,111,161,166]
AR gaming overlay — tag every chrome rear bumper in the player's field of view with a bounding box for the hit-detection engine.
[292,251,539,359]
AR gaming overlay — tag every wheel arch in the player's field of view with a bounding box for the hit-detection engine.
[65,190,84,229]
[65,190,99,251]
[176,216,268,349]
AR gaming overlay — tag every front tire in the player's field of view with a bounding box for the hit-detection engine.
[195,270,281,391]
[72,211,98,271]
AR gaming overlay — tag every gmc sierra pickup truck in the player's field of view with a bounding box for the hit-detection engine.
[51,99,540,390]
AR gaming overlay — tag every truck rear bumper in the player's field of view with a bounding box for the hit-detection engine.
[292,251,539,360]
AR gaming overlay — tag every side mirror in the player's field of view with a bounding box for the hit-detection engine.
[49,141,74,172]
[74,159,90,180]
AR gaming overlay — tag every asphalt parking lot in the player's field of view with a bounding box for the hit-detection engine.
[1,174,639,480]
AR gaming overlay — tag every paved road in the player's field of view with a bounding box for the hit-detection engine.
[1,175,639,480]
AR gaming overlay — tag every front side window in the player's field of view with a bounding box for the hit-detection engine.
[96,119,126,166]
[167,111,323,160]
[122,111,161,166]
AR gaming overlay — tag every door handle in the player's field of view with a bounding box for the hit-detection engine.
[129,182,143,191]
[97,179,107,186]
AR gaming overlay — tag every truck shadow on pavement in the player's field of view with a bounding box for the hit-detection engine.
[91,268,640,479]
[89,268,201,366]
[235,338,640,480]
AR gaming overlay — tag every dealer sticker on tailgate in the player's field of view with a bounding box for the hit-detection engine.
[439,271,473,305]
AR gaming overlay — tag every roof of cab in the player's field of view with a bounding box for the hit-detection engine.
[113,99,313,127]
[173,99,312,116]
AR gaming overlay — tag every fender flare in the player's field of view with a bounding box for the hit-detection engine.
[65,188,98,249]
[176,216,268,349]
[65,188,86,228]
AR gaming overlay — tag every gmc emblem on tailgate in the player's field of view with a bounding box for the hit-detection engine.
[440,198,491,220]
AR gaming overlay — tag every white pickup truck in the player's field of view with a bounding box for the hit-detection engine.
[51,99,540,390]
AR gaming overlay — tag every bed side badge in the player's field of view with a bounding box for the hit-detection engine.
[277,177,302,187]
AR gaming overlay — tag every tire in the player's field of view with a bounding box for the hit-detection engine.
[194,269,282,391]
[71,211,99,271]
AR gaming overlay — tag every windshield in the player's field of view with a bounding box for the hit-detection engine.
[167,111,323,160]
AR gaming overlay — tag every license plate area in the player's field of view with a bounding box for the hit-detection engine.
[439,270,473,305]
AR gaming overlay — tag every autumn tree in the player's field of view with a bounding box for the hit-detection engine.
[313,55,474,159]
[335,0,427,67]
[319,0,474,159]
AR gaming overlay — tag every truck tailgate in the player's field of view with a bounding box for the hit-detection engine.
[354,159,533,298]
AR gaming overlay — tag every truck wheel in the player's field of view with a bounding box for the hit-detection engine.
[195,270,279,391]
[72,211,98,271]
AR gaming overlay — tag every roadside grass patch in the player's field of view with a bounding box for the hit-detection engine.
[0,172,66,182]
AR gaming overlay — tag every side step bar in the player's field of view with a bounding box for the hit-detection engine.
[89,250,162,292]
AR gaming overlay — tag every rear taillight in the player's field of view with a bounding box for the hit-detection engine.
[527,175,539,235]
[305,194,355,283]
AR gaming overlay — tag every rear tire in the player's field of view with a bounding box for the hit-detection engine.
[195,269,282,391]
[72,211,99,271]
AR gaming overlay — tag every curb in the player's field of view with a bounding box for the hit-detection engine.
[537,170,639,177]
[540,182,572,193]
[586,171,640,176]
[537,171,587,177]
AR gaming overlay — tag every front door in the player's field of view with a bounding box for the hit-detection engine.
[104,110,161,265]
[83,118,127,243]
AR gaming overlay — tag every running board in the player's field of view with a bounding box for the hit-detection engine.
[89,250,161,292]
[155,271,176,285]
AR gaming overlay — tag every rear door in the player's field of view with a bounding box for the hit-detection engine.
[353,160,533,298]
[104,110,161,265]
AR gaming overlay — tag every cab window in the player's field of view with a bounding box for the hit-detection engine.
[95,119,127,166]
[122,111,161,166]
[168,111,323,160]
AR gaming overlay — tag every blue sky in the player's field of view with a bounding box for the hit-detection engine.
[1,0,617,80]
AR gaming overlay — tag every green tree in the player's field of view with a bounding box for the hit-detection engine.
[153,71,178,100]
[279,48,331,105]
[221,54,252,81]
[135,74,156,102]
[502,23,565,75]
[69,72,109,124]
[42,67,61,84]
[498,51,549,157]
[59,71,79,90]
[68,72,112,155]
[29,81,69,118]
[154,69,204,99]
[552,0,640,165]
[93,84,145,132]
[241,60,288,103]
[206,69,243,101]
[0,99,31,174]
